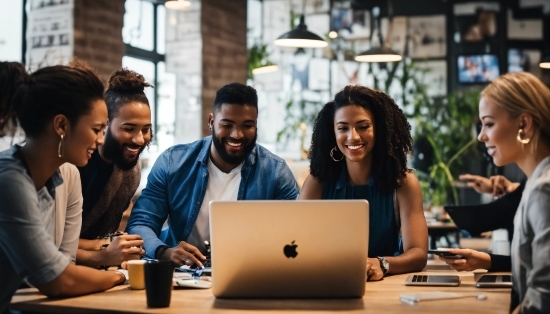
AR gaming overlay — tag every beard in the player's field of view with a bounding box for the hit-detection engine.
[101,127,146,170]
[211,126,257,165]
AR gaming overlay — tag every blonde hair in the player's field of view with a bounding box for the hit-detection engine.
[481,72,550,148]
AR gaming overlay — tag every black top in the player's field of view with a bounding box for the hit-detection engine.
[487,253,512,272]
[78,150,116,239]
[483,179,526,273]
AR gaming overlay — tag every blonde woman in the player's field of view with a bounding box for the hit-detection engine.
[477,72,550,314]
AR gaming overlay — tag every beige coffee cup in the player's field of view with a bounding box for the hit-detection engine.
[127,260,147,290]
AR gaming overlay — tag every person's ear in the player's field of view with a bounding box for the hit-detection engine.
[52,114,69,137]
[208,113,214,130]
[518,113,534,136]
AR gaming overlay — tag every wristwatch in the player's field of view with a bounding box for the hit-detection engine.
[377,256,389,276]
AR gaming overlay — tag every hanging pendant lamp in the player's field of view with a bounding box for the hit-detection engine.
[355,5,402,63]
[274,15,327,48]
[165,0,191,11]
[540,55,550,69]
[355,47,402,62]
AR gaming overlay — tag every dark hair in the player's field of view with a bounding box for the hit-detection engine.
[104,68,153,120]
[308,85,413,195]
[213,82,258,112]
[0,62,27,137]
[11,60,105,138]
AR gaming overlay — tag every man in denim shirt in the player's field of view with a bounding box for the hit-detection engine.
[127,83,298,266]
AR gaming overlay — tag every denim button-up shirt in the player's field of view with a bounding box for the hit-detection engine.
[127,136,299,258]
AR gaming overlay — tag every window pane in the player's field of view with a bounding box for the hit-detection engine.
[122,56,156,133]
[156,4,166,54]
[0,0,23,61]
[156,61,176,150]
[123,0,154,51]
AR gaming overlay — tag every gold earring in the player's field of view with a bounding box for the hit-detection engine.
[517,129,530,144]
[58,134,65,158]
[330,146,344,162]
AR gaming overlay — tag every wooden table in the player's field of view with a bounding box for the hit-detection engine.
[10,269,511,313]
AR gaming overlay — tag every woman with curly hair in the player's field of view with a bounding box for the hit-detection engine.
[300,85,428,281]
[0,61,27,150]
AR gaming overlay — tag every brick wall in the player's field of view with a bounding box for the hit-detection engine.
[201,0,247,137]
[73,0,125,83]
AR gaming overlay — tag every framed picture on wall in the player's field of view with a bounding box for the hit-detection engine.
[508,48,542,78]
[380,16,407,54]
[453,2,499,42]
[507,10,543,40]
[407,15,446,58]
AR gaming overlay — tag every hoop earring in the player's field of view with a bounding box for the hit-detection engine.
[330,146,344,162]
[517,129,530,144]
[58,134,65,158]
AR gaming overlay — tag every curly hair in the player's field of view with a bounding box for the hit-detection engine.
[308,85,413,195]
[104,68,153,120]
[0,62,27,137]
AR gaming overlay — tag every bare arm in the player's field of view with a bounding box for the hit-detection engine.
[36,263,125,298]
[298,174,323,199]
[76,235,144,267]
[385,172,428,275]
[78,238,109,250]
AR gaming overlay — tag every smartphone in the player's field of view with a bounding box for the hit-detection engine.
[405,274,461,286]
[428,249,464,259]
[476,274,512,288]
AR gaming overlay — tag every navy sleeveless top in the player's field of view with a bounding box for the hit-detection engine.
[322,165,402,257]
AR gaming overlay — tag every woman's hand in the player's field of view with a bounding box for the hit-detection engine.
[366,258,384,281]
[438,248,491,271]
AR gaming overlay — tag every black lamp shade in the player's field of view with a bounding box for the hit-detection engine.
[274,15,327,48]
[355,46,402,62]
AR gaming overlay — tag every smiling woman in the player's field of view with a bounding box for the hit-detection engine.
[300,85,428,282]
[476,72,550,314]
[0,61,126,313]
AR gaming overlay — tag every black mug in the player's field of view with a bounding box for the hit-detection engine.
[144,260,174,308]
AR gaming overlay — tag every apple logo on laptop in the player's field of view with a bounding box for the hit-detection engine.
[283,240,298,258]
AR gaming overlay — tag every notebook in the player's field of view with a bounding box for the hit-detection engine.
[209,200,369,298]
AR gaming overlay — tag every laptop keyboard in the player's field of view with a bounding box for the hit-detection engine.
[411,275,429,282]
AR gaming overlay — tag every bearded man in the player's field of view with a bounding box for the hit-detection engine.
[76,69,151,267]
[126,82,298,266]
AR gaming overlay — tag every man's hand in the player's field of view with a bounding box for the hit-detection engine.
[366,257,384,281]
[459,174,493,194]
[102,234,145,266]
[438,248,491,271]
[161,241,205,267]
[459,174,518,198]
[489,175,518,197]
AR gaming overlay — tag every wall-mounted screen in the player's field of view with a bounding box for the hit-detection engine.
[457,54,500,83]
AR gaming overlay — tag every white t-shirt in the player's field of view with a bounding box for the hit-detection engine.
[186,158,242,252]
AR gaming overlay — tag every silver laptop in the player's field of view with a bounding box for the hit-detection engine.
[209,200,369,298]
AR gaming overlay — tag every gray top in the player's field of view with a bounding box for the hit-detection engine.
[511,156,550,314]
[0,146,70,313]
